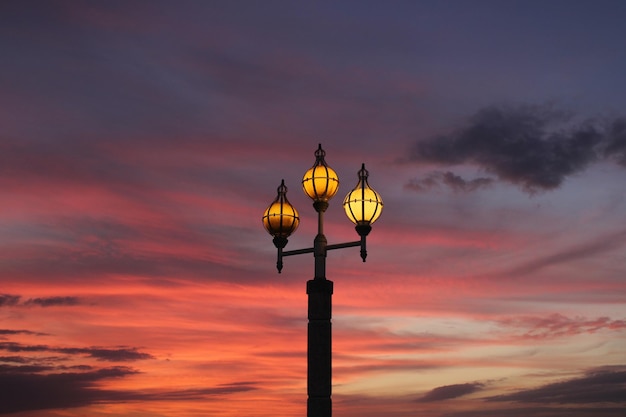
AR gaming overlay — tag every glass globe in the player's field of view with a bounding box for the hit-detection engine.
[262,180,299,239]
[302,144,339,203]
[343,164,383,226]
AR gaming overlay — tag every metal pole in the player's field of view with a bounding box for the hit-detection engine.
[307,208,332,417]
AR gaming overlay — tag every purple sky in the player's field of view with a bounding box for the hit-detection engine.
[1,1,625,416]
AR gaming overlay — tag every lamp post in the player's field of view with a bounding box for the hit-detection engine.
[262,144,383,417]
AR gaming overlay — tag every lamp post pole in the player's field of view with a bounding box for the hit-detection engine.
[262,145,383,417]
[308,203,332,416]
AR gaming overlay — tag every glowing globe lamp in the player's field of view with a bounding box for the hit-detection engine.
[262,179,299,249]
[343,163,383,236]
[302,144,339,210]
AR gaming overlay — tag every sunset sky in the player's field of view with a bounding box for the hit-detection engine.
[1,1,625,416]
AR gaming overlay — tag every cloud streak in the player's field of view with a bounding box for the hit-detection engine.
[444,406,626,417]
[504,229,626,277]
[24,296,81,307]
[0,361,257,414]
[0,342,153,362]
[498,314,626,341]
[0,366,137,414]
[487,367,626,404]
[0,331,194,415]
[0,294,83,308]
[417,382,485,402]
[0,295,20,307]
[405,171,494,193]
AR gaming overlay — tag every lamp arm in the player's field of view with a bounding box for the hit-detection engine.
[284,240,361,255]
[277,239,366,273]
[326,240,361,251]
[283,247,315,256]
[327,239,367,262]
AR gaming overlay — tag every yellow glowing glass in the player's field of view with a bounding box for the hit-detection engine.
[302,144,339,202]
[343,164,383,225]
[262,180,299,238]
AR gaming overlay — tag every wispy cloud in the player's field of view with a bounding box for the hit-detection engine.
[0,362,257,414]
[444,406,626,417]
[0,366,138,414]
[505,229,626,277]
[406,171,494,193]
[603,117,626,165]
[0,295,20,307]
[0,342,153,362]
[24,296,81,307]
[498,314,626,340]
[487,366,626,404]
[0,294,83,308]
[417,382,485,402]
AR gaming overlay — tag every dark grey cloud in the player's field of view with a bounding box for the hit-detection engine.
[0,295,20,307]
[79,347,154,362]
[0,331,244,414]
[0,356,30,364]
[0,329,31,336]
[0,363,55,374]
[417,382,485,402]
[0,365,138,414]
[487,367,626,404]
[1,295,82,308]
[0,342,153,362]
[603,117,626,165]
[0,331,162,414]
[24,296,81,307]
[0,294,82,308]
[444,406,626,417]
[407,104,624,193]
[0,362,257,414]
[438,367,626,416]
[406,171,494,193]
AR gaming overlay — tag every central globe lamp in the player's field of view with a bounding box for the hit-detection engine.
[302,144,339,212]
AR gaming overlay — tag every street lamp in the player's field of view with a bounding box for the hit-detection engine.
[262,144,383,417]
